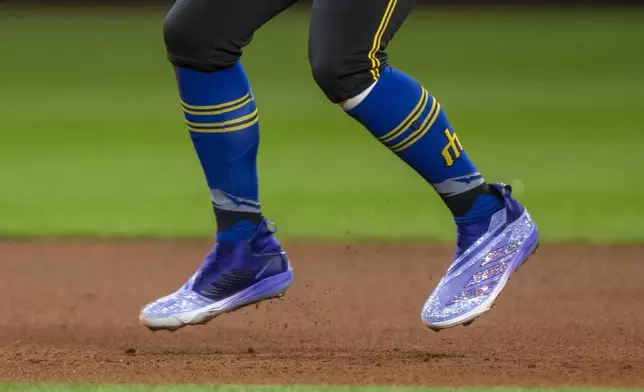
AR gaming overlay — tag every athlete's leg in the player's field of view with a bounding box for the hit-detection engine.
[165,0,298,242]
[139,0,297,331]
[309,0,502,232]
[309,0,539,330]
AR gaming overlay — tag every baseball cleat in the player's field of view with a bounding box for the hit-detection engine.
[421,183,539,331]
[140,219,293,331]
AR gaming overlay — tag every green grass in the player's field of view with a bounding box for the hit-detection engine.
[0,7,643,242]
[1,386,642,392]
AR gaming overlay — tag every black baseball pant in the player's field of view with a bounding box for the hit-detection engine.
[164,0,415,103]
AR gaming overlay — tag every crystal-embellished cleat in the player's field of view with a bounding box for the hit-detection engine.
[421,184,539,331]
[140,219,293,331]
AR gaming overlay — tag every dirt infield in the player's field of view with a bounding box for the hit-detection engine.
[0,240,643,388]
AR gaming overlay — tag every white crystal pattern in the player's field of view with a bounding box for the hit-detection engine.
[465,261,510,287]
[447,282,498,306]
[481,242,520,267]
[141,289,213,317]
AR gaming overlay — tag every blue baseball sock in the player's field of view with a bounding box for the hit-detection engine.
[346,67,502,224]
[176,63,262,243]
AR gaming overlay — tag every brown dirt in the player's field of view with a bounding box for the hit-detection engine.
[0,240,643,388]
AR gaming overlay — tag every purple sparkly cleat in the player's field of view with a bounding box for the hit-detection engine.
[422,183,539,331]
[140,219,293,331]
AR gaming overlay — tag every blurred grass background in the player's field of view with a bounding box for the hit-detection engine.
[0,6,643,242]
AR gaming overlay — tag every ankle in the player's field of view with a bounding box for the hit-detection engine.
[454,194,504,225]
[216,220,259,243]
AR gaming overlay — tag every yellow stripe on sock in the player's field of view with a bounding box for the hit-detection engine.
[368,0,398,80]
[391,99,441,153]
[182,95,253,116]
[188,114,259,133]
[186,109,258,133]
[181,93,251,112]
[378,89,428,144]
[188,116,259,133]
